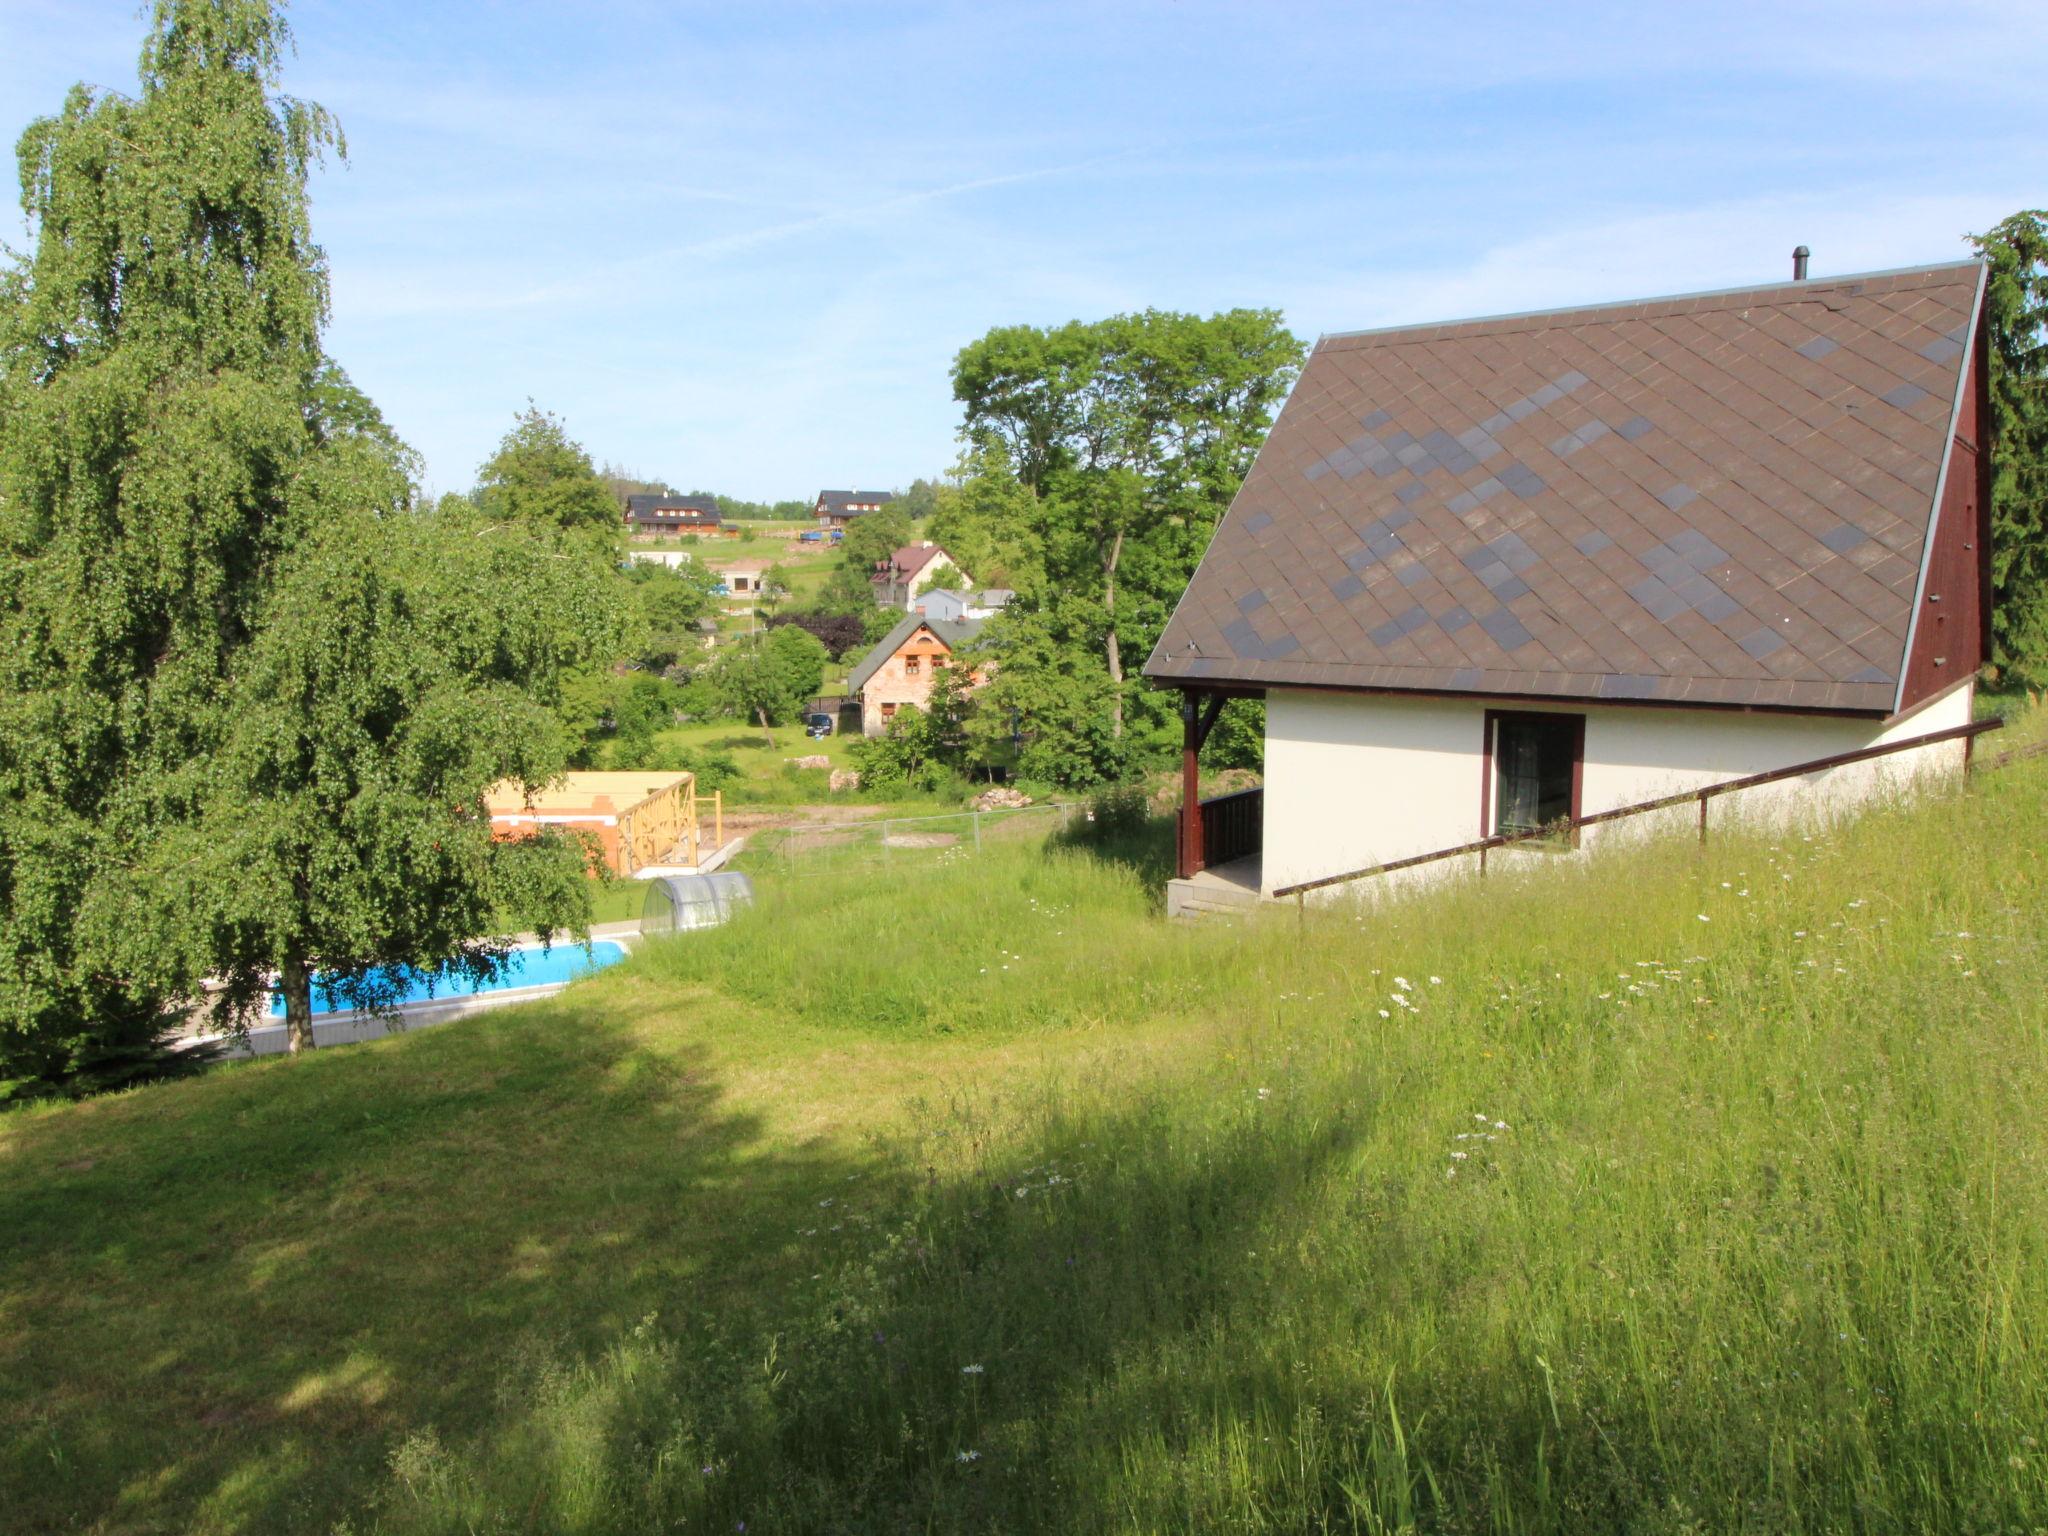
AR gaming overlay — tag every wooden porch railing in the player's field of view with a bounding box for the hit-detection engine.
[1271,715,2005,900]
[1198,787,1263,871]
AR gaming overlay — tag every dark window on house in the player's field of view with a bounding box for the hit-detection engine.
[1491,712,1582,839]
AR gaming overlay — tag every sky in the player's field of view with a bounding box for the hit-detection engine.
[2,1,2045,501]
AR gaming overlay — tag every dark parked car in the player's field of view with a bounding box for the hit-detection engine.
[805,712,834,739]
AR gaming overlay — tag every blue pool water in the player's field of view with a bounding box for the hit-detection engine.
[268,941,627,1017]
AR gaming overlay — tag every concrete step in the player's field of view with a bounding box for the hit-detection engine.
[1166,877,1262,921]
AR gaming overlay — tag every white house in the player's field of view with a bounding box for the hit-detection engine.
[1144,259,1993,910]
[913,587,1015,623]
[873,542,965,611]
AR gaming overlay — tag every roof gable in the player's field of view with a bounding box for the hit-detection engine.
[816,489,898,514]
[1145,262,1986,714]
[846,614,984,695]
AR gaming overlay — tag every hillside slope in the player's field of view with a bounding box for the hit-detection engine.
[4,716,2046,1534]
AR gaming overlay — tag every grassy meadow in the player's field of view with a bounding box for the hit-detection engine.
[4,712,2047,1533]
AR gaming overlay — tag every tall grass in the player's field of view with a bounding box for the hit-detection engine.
[357,753,2048,1533]
[6,725,2047,1534]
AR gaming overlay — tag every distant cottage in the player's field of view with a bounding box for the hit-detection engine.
[1145,260,1993,907]
[625,493,724,537]
[872,541,963,610]
[814,489,896,528]
[913,588,1014,623]
[847,614,986,736]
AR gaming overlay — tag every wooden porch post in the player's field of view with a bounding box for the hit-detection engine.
[1179,690,1204,880]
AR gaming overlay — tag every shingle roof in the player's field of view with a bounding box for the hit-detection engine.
[816,489,897,515]
[846,614,984,696]
[878,543,951,580]
[626,493,720,523]
[1144,261,1986,715]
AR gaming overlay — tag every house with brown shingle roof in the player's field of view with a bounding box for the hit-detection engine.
[1145,259,1992,905]
[872,541,964,610]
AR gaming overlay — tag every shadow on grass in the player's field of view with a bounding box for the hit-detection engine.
[332,1056,1740,1534]
[0,979,891,1535]
[1046,811,1176,897]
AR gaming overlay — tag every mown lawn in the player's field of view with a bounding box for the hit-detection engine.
[4,711,2047,1534]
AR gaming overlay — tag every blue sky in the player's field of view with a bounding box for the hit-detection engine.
[3,1,2044,500]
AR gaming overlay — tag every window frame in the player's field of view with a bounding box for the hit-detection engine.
[1481,708,1586,849]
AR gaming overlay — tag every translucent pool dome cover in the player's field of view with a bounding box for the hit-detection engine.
[640,871,754,933]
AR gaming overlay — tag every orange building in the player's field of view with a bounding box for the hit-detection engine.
[845,614,986,735]
[483,771,699,875]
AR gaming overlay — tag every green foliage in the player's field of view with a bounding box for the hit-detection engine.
[1078,780,1152,838]
[711,625,829,729]
[130,500,625,1025]
[473,404,620,544]
[1973,211,2048,680]
[770,611,866,660]
[0,0,627,1079]
[925,444,1042,592]
[626,560,720,669]
[816,503,913,615]
[559,669,681,767]
[893,476,942,522]
[1203,695,1264,771]
[645,742,742,791]
[952,308,1303,784]
[0,0,348,1089]
[7,728,2048,1530]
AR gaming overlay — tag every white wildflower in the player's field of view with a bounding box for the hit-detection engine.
[961,1364,984,1375]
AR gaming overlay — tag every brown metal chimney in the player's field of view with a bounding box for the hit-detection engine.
[1792,245,1810,280]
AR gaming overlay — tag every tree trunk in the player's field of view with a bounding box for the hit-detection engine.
[1104,529,1125,738]
[282,954,316,1054]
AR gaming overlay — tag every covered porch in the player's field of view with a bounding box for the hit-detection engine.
[1166,686,1266,918]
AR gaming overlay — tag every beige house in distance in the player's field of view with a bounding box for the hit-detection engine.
[846,614,986,735]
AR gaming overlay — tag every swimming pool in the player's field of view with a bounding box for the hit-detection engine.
[267,941,627,1017]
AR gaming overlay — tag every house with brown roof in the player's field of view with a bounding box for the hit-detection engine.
[625,493,726,537]
[846,614,986,735]
[814,489,896,528]
[872,541,964,610]
[1145,258,1992,909]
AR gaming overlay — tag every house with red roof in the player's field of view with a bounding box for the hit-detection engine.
[872,541,965,611]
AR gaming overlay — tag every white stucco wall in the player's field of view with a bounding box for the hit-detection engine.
[1260,683,1974,898]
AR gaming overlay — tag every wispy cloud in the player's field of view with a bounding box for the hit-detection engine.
[9,0,2047,497]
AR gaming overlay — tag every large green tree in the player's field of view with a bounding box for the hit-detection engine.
[950,309,1302,783]
[0,0,346,1089]
[1972,211,2048,681]
[129,498,625,1051]
[0,0,622,1080]
[473,405,621,545]
[712,625,829,741]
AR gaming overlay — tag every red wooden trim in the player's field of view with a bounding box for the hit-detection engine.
[1975,296,1997,661]
[1272,715,2001,898]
